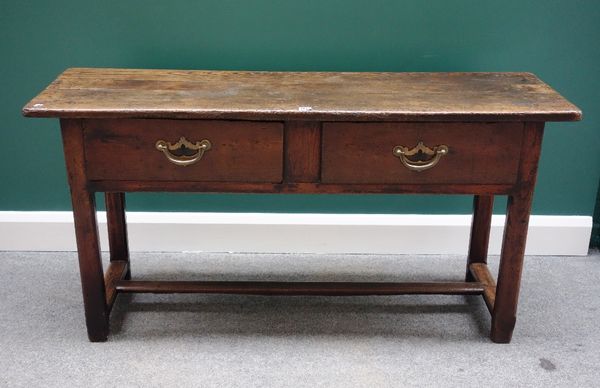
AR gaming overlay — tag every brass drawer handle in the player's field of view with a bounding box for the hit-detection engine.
[155,137,211,166]
[393,141,449,172]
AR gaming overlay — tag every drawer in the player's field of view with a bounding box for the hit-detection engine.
[321,122,524,185]
[84,119,283,182]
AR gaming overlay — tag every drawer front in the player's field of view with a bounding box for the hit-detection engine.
[321,122,523,185]
[84,119,283,182]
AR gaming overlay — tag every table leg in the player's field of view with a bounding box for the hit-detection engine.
[61,119,109,342]
[490,192,533,343]
[70,188,109,342]
[490,122,543,343]
[466,195,494,281]
[105,192,130,279]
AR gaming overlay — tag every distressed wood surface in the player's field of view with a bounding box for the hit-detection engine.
[23,68,581,122]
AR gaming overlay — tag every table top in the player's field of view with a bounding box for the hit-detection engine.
[23,68,581,122]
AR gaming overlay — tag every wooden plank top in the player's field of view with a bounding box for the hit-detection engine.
[23,68,581,122]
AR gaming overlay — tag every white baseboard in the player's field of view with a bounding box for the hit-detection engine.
[0,211,592,256]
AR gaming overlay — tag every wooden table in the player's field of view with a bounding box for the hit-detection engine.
[23,68,581,343]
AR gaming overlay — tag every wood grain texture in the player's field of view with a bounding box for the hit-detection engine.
[83,119,283,182]
[284,121,321,182]
[23,68,581,122]
[322,122,523,184]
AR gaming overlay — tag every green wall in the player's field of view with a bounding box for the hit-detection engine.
[1,0,598,215]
